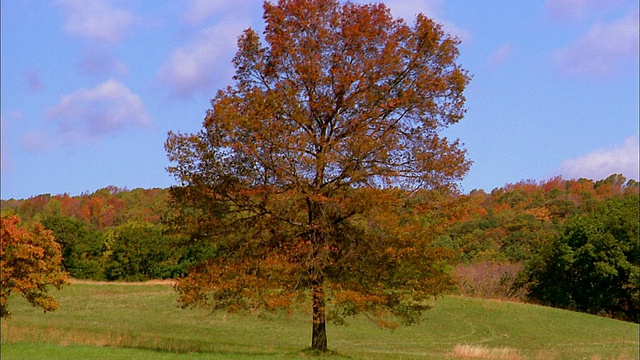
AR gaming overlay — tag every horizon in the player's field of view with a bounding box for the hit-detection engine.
[1,172,635,201]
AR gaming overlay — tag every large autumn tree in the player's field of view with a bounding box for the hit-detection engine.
[166,0,470,351]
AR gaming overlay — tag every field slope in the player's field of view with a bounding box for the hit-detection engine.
[1,282,637,359]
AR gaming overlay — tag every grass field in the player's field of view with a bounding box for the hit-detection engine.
[1,281,637,359]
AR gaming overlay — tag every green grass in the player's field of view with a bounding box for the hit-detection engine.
[1,282,637,359]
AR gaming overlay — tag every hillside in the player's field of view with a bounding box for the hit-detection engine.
[1,282,638,359]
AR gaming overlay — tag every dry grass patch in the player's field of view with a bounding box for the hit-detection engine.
[1,324,206,353]
[452,344,524,360]
[586,355,632,360]
[68,278,177,286]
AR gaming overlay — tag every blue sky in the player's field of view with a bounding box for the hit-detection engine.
[1,0,638,200]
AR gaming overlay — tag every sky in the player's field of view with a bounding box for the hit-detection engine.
[1,0,639,200]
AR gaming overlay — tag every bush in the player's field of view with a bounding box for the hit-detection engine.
[454,261,526,301]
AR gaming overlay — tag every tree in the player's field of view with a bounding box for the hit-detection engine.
[104,221,183,281]
[1,216,68,318]
[42,215,106,280]
[166,0,470,351]
[525,195,639,321]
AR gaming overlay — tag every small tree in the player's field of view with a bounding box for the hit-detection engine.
[166,0,470,351]
[1,216,69,318]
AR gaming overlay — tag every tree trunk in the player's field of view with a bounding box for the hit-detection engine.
[311,269,327,352]
[307,196,327,352]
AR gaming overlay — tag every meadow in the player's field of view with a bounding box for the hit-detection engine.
[1,281,637,359]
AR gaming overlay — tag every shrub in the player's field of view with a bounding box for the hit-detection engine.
[454,261,526,301]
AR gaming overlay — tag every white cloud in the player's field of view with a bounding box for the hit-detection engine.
[158,0,263,99]
[557,137,640,181]
[486,44,514,67]
[544,0,628,22]
[368,0,471,43]
[182,0,264,25]
[46,79,151,144]
[76,48,129,76]
[57,0,135,44]
[182,0,236,25]
[21,131,55,153]
[157,21,246,99]
[552,11,639,76]
[26,70,45,92]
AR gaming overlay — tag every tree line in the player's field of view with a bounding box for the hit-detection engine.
[1,187,215,282]
[2,174,638,321]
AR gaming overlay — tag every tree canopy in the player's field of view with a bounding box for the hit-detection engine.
[166,0,471,351]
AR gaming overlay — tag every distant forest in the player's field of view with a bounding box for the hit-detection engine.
[2,174,638,321]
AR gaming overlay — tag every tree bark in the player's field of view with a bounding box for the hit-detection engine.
[311,269,327,351]
[308,194,328,352]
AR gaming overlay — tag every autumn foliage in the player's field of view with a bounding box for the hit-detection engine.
[166,0,470,351]
[1,216,68,318]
